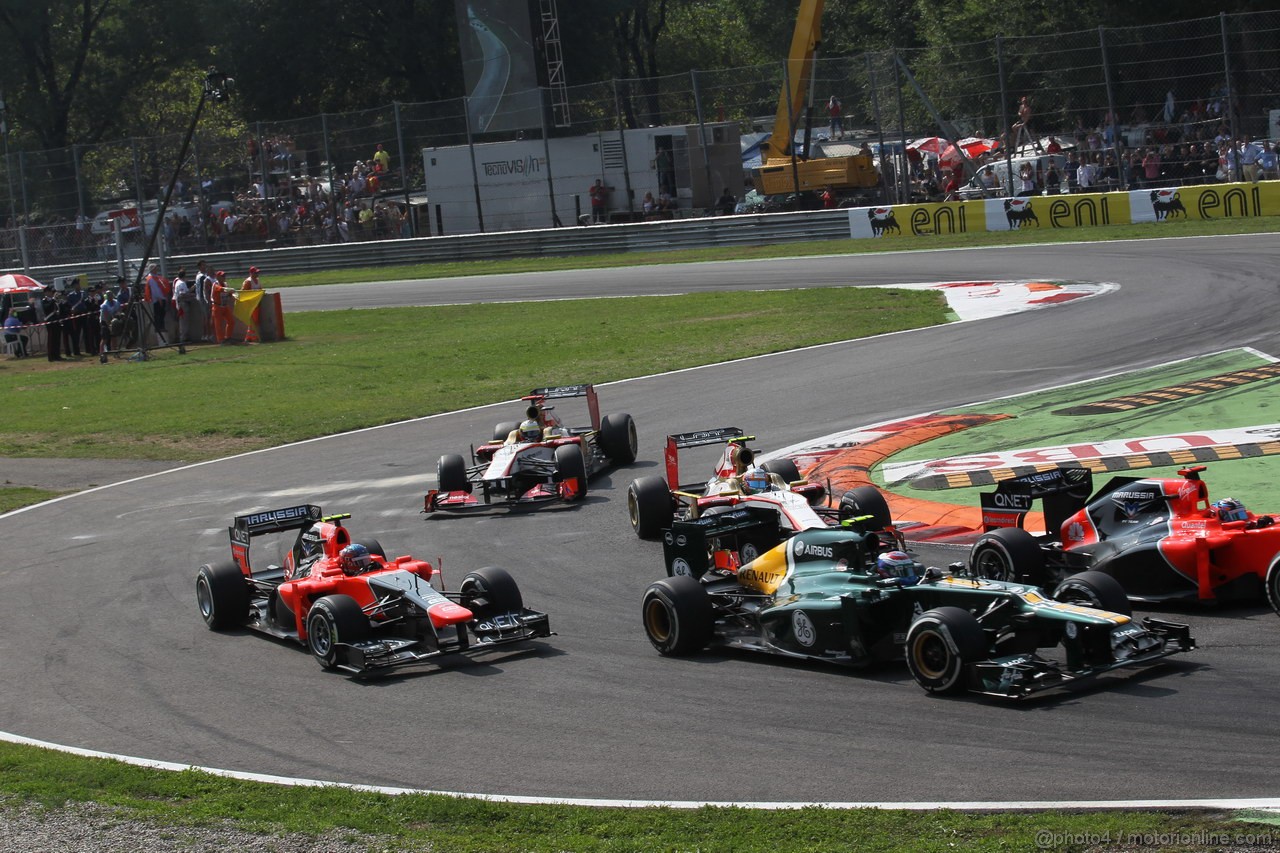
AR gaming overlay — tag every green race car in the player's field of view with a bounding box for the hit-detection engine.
[640,522,1195,699]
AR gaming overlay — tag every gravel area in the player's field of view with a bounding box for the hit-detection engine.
[0,799,407,852]
[0,458,174,493]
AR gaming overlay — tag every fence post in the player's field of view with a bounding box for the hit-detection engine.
[71,143,85,218]
[865,54,891,203]
[1099,26,1120,160]
[192,133,208,245]
[462,96,484,233]
[996,37,1013,190]
[782,58,802,196]
[539,87,561,227]
[613,79,634,213]
[131,138,145,212]
[320,112,337,215]
[256,121,269,198]
[893,50,909,203]
[17,150,30,269]
[1220,12,1241,182]
[691,69,715,212]
[393,101,414,237]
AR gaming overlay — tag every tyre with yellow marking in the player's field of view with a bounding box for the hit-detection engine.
[904,606,985,694]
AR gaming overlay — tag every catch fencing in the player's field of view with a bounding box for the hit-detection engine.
[1,10,1277,276]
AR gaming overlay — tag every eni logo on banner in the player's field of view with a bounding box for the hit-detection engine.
[1130,182,1279,222]
[849,200,984,239]
[983,193,1130,231]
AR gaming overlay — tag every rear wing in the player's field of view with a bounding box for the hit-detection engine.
[662,506,783,579]
[229,504,324,573]
[979,468,1093,533]
[664,428,748,488]
[524,384,600,431]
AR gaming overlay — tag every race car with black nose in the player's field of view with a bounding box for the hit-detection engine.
[626,427,892,569]
[195,504,552,675]
[426,384,638,514]
[965,465,1280,604]
[640,523,1194,699]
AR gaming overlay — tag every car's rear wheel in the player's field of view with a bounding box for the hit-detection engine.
[460,566,523,619]
[1266,552,1280,616]
[437,453,471,494]
[1053,570,1131,616]
[195,561,249,630]
[492,421,520,442]
[628,475,671,539]
[969,527,1046,585]
[838,485,892,529]
[762,457,801,486]
[306,595,369,670]
[641,575,713,656]
[599,413,638,464]
[904,606,986,694]
[554,443,589,500]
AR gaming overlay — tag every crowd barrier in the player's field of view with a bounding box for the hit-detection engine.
[849,181,1280,239]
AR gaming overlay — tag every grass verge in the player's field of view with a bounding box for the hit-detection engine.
[0,487,61,513]
[0,742,1273,852]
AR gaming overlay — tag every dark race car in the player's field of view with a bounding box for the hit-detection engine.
[641,523,1195,699]
[626,427,891,571]
[964,465,1280,604]
[426,384,638,515]
[195,504,552,676]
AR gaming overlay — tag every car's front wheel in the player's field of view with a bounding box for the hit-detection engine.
[641,575,713,656]
[305,595,369,670]
[437,454,471,494]
[1266,552,1280,616]
[554,443,589,501]
[196,561,249,630]
[461,566,523,619]
[838,485,891,529]
[904,607,986,694]
[1053,570,1131,616]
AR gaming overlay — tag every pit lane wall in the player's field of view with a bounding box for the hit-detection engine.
[848,181,1280,239]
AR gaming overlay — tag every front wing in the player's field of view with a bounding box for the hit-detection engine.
[330,608,553,676]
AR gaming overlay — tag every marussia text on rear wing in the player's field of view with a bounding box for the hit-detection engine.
[980,467,1093,532]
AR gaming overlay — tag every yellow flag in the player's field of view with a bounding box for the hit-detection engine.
[232,289,264,328]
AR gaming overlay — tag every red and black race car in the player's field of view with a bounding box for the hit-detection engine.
[965,465,1280,604]
[195,504,552,675]
[425,384,638,514]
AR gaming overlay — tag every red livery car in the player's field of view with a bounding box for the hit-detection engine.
[196,504,552,675]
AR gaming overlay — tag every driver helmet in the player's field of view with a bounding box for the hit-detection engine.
[743,466,771,494]
[299,524,324,559]
[1213,498,1247,522]
[338,543,372,576]
[876,550,916,579]
[518,419,542,442]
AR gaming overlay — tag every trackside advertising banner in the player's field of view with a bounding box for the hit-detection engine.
[849,180,1280,239]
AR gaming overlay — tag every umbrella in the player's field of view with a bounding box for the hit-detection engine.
[0,273,46,294]
[940,137,1000,168]
[907,136,950,155]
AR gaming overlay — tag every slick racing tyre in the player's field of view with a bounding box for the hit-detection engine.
[437,454,472,494]
[1053,571,1131,617]
[968,527,1046,585]
[838,485,891,529]
[762,457,801,486]
[905,607,986,694]
[196,561,250,630]
[306,595,369,670]
[461,567,523,619]
[628,475,672,539]
[641,575,713,656]
[354,538,386,560]
[599,412,639,464]
[1266,553,1280,617]
[492,421,520,442]
[554,443,589,501]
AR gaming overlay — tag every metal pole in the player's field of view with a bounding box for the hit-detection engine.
[462,96,484,232]
[0,88,21,267]
[131,138,145,212]
[613,79,634,214]
[866,53,891,203]
[996,36,1013,192]
[539,87,561,227]
[893,50,908,203]
[394,101,414,237]
[1220,12,1241,182]
[320,113,337,218]
[71,143,85,219]
[192,133,208,246]
[691,69,715,213]
[1099,26,1120,164]
[256,120,269,198]
[782,59,802,196]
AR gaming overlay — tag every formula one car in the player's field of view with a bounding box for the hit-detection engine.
[426,384,638,514]
[966,465,1280,604]
[195,504,552,675]
[626,427,891,569]
[641,523,1195,699]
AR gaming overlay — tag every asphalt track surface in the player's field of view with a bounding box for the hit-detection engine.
[5,234,1280,805]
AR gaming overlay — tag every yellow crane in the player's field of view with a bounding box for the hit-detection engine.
[753,0,880,199]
